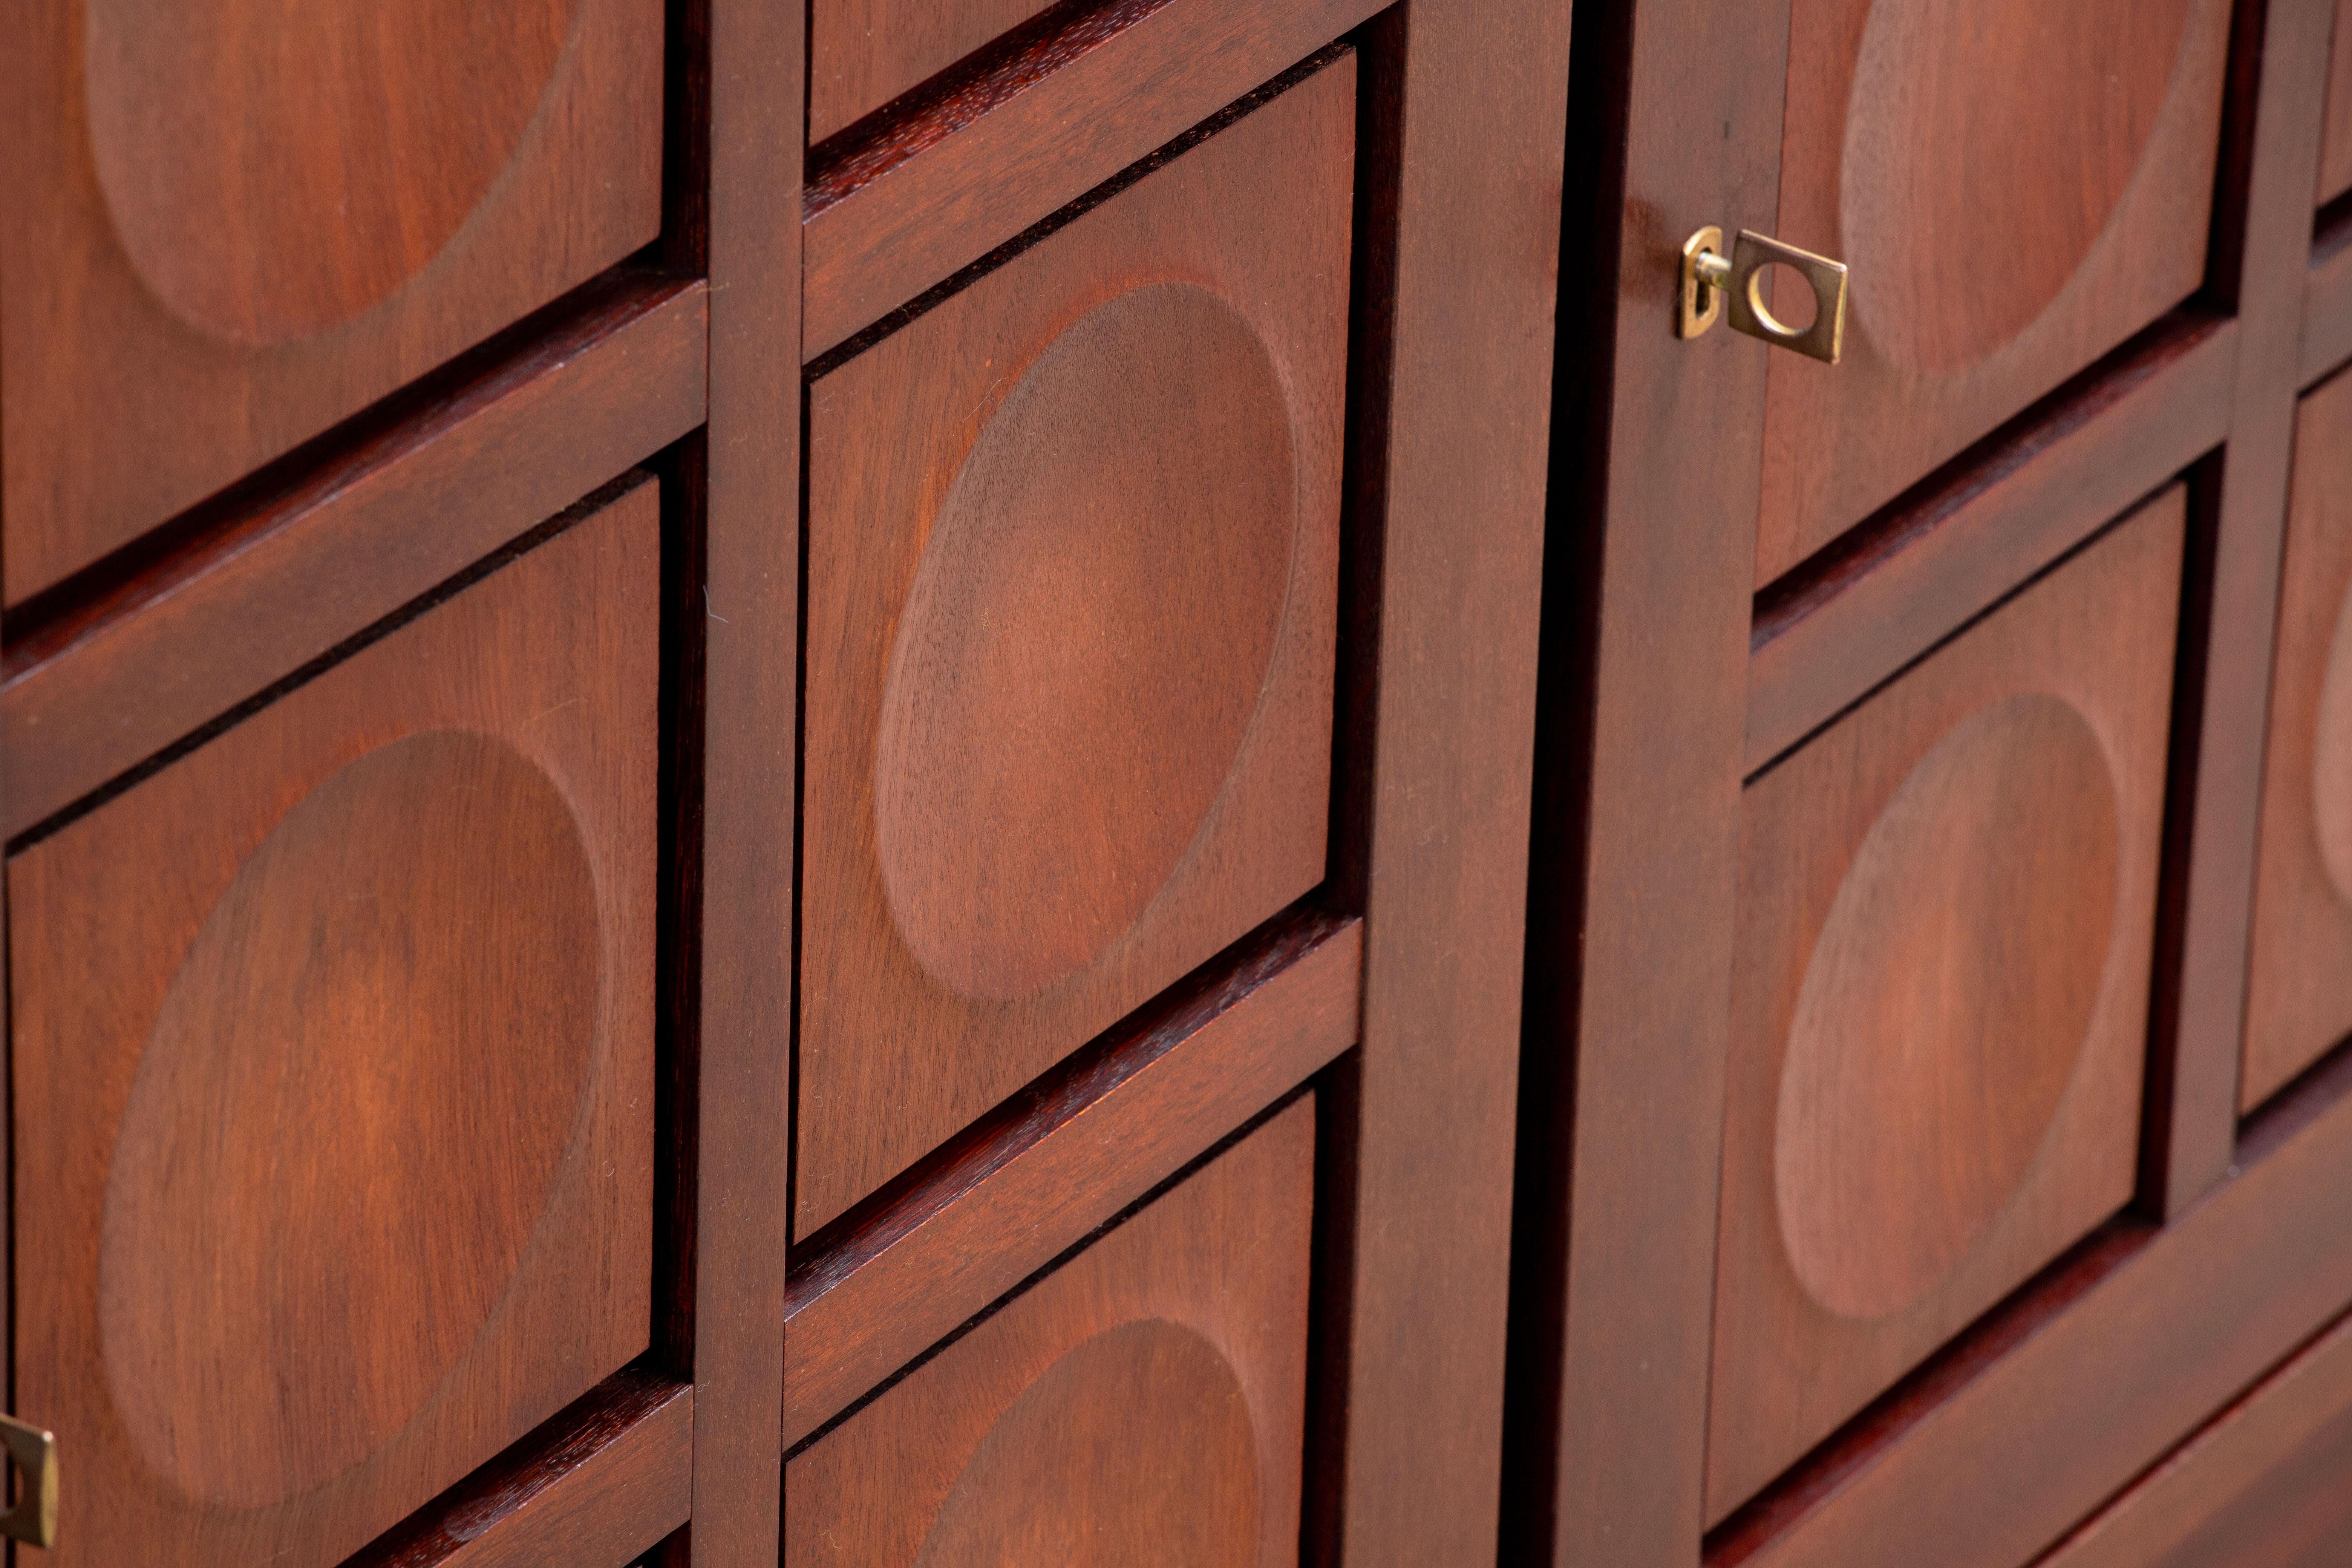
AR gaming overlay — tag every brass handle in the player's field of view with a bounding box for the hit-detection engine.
[1678,226,1849,364]
[0,1415,57,1548]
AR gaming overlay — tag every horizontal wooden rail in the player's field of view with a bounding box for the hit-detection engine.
[2,271,707,842]
[802,0,1378,357]
[1746,311,2238,776]
[348,1364,691,1568]
[782,908,1361,1449]
[1706,1041,2352,1568]
[2035,1306,2352,1566]
[2300,205,2352,388]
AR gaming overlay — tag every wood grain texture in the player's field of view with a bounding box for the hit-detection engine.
[1,273,706,841]
[1746,311,2235,773]
[2036,1309,2352,1568]
[1330,3,1569,1559]
[2153,0,2340,1213]
[786,1099,1315,1568]
[2246,372,2352,1109]
[1706,1043,2352,1568]
[2303,210,2352,386]
[2321,0,2352,204]
[800,0,1382,356]
[684,0,801,1558]
[799,61,1349,1235]
[6,490,658,1567]
[1753,0,2231,582]
[785,912,1358,1449]
[1504,0,1780,1559]
[809,0,1057,142]
[0,0,664,603]
[349,1367,691,1568]
[1711,496,2184,1521]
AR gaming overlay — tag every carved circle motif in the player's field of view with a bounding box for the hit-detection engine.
[916,1319,1261,1565]
[100,732,602,1506]
[83,0,582,344]
[875,282,1297,1001]
[1776,695,2121,1321]
[1841,0,2193,375]
[2312,579,2352,905]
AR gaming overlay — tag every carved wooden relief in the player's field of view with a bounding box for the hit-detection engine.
[1752,0,2230,583]
[2247,374,2352,1112]
[797,58,1352,1236]
[786,1097,1313,1566]
[1708,491,2185,1519]
[6,487,659,1566]
[0,0,663,603]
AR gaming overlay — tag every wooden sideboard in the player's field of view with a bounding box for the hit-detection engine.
[9,0,2352,1563]
[0,0,1565,1563]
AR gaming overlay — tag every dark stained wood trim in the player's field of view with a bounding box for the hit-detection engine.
[1329,0,1570,1559]
[2033,1306,2352,1566]
[2147,0,2336,1219]
[347,1366,692,1568]
[0,275,707,840]
[800,0,1384,357]
[686,0,799,1559]
[1745,312,2238,775]
[1704,1042,2352,1568]
[780,911,1361,1450]
[2301,203,2352,386]
[1502,0,1784,1560]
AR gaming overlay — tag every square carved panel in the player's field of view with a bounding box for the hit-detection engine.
[1708,491,2185,1520]
[786,1097,1314,1566]
[1751,0,2230,583]
[796,57,1352,1236]
[0,0,663,604]
[2246,373,2352,1111]
[6,486,659,1567]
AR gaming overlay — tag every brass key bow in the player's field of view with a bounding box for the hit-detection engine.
[1678,226,1849,364]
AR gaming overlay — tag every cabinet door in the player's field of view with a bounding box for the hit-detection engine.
[0,0,663,603]
[1515,0,2335,1560]
[7,489,658,1566]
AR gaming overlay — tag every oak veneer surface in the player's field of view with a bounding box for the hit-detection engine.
[786,1097,1314,1566]
[797,57,1349,1236]
[2246,370,2352,1111]
[809,0,1058,142]
[0,0,663,603]
[6,490,659,1567]
[1754,0,2230,582]
[2323,0,2352,205]
[1710,492,2185,1520]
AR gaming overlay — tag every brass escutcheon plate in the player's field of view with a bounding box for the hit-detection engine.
[0,1414,56,1549]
